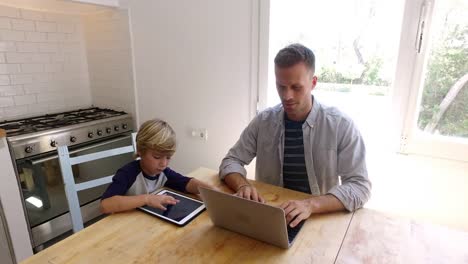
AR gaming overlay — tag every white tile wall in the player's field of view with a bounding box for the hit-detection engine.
[83,9,136,120]
[0,4,91,119]
[0,5,18,18]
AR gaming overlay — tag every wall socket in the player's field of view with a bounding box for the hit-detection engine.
[191,129,208,141]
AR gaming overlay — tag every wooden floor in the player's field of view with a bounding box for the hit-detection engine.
[366,153,468,232]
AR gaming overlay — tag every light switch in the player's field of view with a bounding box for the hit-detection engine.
[191,129,208,141]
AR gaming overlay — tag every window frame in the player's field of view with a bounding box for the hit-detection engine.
[394,0,468,162]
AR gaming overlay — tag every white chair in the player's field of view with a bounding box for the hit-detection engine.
[57,132,137,232]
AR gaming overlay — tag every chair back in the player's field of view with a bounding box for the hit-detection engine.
[58,132,137,232]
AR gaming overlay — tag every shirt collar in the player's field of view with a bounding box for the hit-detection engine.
[274,95,319,127]
[305,95,320,127]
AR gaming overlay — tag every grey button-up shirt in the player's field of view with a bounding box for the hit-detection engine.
[219,96,371,212]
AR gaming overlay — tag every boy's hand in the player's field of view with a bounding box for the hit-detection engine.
[146,194,179,210]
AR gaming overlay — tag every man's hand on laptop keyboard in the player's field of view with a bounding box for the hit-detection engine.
[224,173,265,203]
[280,199,313,228]
[235,184,265,203]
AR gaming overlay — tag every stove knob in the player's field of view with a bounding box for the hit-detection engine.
[88,132,94,138]
[97,130,103,136]
[122,123,128,129]
[70,136,77,143]
[114,125,120,131]
[25,146,33,153]
[106,128,111,134]
[50,141,57,147]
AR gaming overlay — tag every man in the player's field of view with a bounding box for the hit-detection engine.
[219,43,371,228]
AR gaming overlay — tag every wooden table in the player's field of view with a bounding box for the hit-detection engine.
[21,167,468,263]
[335,208,468,264]
[21,168,352,263]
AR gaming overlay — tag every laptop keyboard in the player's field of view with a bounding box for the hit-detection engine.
[287,220,305,243]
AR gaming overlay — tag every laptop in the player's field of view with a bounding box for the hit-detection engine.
[198,186,305,249]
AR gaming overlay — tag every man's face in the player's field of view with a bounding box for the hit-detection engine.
[275,62,317,121]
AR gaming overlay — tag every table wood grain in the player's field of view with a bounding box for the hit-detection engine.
[21,167,353,264]
[335,208,468,264]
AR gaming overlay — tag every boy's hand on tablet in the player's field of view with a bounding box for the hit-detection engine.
[146,194,179,210]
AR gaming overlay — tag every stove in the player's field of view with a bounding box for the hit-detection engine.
[1,107,133,159]
[1,107,135,251]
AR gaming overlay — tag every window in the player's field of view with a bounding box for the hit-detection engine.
[397,0,468,161]
[265,0,405,155]
[260,0,468,161]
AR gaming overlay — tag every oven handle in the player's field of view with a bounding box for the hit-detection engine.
[28,134,134,165]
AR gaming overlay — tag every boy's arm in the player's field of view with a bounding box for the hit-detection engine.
[101,194,179,214]
[185,178,214,194]
[100,195,147,214]
[163,168,215,194]
[100,163,143,213]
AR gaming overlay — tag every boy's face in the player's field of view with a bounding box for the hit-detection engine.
[139,149,172,176]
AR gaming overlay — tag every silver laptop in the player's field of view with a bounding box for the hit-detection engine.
[198,187,305,249]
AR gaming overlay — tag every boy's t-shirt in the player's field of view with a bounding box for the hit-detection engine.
[101,160,192,199]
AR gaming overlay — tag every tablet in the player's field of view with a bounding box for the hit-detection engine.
[138,189,205,226]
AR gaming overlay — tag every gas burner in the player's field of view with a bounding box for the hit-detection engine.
[0,121,39,136]
[3,107,133,160]
[0,107,127,137]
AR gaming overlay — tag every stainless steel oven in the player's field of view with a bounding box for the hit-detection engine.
[0,108,134,251]
[19,134,133,248]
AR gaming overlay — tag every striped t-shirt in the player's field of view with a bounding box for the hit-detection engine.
[283,117,311,194]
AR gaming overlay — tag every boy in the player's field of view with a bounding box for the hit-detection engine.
[100,119,212,213]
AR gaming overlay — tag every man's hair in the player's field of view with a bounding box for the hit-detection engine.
[274,43,315,72]
[136,119,176,156]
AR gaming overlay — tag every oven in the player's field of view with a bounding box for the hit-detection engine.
[0,107,134,252]
[15,134,134,250]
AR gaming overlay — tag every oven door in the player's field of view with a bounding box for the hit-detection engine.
[15,134,134,248]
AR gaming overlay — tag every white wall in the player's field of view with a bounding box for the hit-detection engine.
[0,4,92,119]
[83,8,136,120]
[128,0,257,174]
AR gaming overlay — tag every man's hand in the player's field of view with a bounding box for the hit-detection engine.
[235,185,265,203]
[280,194,347,227]
[146,194,179,210]
[224,173,265,203]
[280,199,314,228]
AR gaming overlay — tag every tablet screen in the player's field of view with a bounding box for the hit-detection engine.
[139,190,205,225]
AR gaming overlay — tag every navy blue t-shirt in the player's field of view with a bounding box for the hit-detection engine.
[101,160,192,200]
[283,117,311,194]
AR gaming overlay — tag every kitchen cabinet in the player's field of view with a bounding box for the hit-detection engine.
[0,137,33,262]
[0,199,15,264]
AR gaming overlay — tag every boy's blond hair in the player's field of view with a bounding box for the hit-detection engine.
[136,119,176,156]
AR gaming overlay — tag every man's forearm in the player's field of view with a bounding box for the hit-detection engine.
[224,173,250,192]
[307,194,346,214]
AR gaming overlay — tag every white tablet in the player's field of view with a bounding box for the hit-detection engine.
[138,189,205,226]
